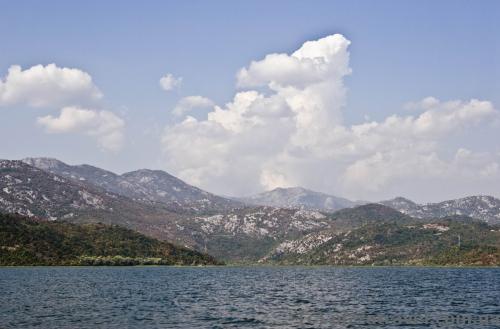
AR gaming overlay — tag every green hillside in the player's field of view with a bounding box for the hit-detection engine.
[0,214,221,266]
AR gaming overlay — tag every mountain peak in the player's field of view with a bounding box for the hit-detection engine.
[239,186,355,212]
[382,195,500,224]
[22,157,66,170]
[22,157,239,212]
[383,196,417,205]
[336,203,409,217]
[329,203,413,227]
[268,186,311,194]
[123,168,177,179]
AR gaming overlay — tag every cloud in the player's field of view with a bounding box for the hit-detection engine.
[0,64,102,108]
[159,73,182,91]
[161,34,500,201]
[37,106,125,152]
[237,34,351,89]
[172,95,215,116]
[162,34,351,195]
[403,96,440,111]
[0,63,126,153]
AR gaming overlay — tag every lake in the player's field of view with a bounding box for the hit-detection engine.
[0,267,499,328]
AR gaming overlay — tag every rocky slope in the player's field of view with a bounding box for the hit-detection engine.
[5,157,500,265]
[381,196,500,224]
[1,160,115,219]
[1,160,338,262]
[238,187,356,212]
[23,157,240,213]
[184,203,423,262]
[180,207,332,261]
[0,160,193,245]
[264,217,500,266]
[121,169,238,213]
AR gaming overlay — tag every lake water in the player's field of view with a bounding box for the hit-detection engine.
[0,267,499,328]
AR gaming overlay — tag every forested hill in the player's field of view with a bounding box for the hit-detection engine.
[0,214,221,266]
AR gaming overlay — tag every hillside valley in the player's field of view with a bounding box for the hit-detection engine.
[1,157,500,265]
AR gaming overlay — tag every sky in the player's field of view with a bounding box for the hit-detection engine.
[1,1,499,202]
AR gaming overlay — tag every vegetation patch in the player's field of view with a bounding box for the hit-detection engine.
[0,213,222,266]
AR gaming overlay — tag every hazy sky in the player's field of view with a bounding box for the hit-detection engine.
[1,1,499,202]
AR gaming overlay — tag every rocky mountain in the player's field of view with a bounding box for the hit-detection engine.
[121,169,238,212]
[1,160,115,219]
[23,157,240,213]
[0,213,220,266]
[22,157,148,198]
[238,187,356,212]
[0,159,338,262]
[0,160,191,244]
[185,203,417,262]
[263,217,500,266]
[5,157,500,265]
[181,207,333,261]
[381,195,500,224]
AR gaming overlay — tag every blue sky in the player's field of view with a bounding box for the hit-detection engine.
[1,1,499,201]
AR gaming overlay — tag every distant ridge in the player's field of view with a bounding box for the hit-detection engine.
[2,158,339,262]
[238,186,357,212]
[23,157,240,213]
[2,156,500,264]
[381,195,500,224]
[0,159,189,243]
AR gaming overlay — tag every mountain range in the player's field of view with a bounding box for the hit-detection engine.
[237,186,357,212]
[380,196,500,224]
[264,216,500,266]
[1,157,500,264]
[0,159,335,261]
[237,185,500,225]
[22,157,239,213]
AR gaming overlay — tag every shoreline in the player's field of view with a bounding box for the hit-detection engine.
[1,264,499,269]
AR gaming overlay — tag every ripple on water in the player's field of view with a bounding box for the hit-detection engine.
[0,267,499,328]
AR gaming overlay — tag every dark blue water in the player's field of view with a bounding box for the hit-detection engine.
[0,267,499,328]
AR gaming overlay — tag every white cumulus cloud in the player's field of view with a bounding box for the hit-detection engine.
[0,64,102,108]
[159,73,182,91]
[37,106,125,152]
[172,95,215,116]
[161,34,500,201]
[237,34,351,89]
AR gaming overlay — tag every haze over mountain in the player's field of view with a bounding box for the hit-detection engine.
[238,187,358,212]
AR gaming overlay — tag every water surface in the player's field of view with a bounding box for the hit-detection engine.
[0,267,499,328]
